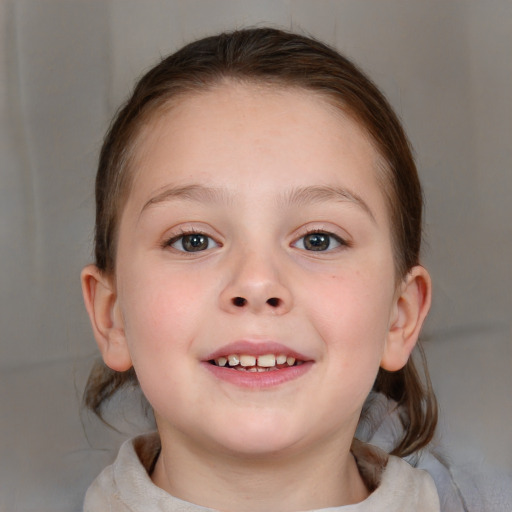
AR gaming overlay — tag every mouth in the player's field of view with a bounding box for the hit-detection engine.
[204,342,312,388]
[209,353,304,372]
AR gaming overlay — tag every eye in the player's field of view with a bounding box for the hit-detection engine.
[167,232,219,252]
[293,231,344,252]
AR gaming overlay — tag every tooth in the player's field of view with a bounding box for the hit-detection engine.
[257,367,267,372]
[248,367,258,372]
[239,355,256,367]
[276,354,287,365]
[216,357,227,367]
[286,356,296,366]
[228,354,240,366]
[257,354,276,367]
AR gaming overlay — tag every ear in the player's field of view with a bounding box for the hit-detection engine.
[81,264,133,372]
[381,266,432,372]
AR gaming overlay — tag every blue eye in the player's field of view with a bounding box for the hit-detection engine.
[169,233,219,252]
[294,232,343,251]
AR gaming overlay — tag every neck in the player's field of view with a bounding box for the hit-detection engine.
[151,428,369,512]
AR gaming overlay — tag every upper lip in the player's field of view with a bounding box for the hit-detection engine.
[205,340,312,362]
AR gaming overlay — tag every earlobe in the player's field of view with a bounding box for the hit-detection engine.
[381,266,432,372]
[81,264,133,372]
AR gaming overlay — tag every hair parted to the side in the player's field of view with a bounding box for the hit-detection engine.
[84,27,437,458]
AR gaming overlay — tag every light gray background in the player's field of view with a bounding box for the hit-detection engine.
[1,1,511,510]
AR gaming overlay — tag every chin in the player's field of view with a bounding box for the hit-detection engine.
[207,414,305,458]
[220,435,299,459]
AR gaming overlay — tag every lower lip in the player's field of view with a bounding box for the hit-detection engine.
[202,362,313,389]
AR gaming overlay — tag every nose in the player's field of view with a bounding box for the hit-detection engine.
[219,249,293,315]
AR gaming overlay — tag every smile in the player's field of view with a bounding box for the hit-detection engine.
[210,353,304,372]
[204,341,313,388]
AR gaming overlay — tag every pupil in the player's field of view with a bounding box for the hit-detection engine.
[183,234,208,251]
[305,233,330,251]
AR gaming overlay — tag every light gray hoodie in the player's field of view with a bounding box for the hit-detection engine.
[84,431,440,512]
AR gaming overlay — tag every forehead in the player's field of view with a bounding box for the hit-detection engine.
[127,82,389,225]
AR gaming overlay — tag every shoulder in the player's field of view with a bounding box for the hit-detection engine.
[349,440,440,512]
[83,433,155,512]
[356,393,467,510]
[377,453,441,510]
[83,455,122,511]
[83,432,201,512]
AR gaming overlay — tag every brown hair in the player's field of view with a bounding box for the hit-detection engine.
[84,27,436,457]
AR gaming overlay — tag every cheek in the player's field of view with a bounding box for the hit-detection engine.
[117,270,204,412]
[305,270,394,371]
[118,266,212,359]
[292,270,394,426]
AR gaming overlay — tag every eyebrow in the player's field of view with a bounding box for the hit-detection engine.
[281,185,376,222]
[140,184,231,215]
[140,183,375,222]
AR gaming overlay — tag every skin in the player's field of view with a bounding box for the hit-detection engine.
[82,83,431,511]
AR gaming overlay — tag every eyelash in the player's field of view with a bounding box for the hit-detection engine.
[162,228,348,254]
[292,229,349,252]
[162,229,220,253]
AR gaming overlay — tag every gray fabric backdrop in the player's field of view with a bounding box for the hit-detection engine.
[1,1,511,510]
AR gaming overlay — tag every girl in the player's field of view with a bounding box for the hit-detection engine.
[81,28,459,511]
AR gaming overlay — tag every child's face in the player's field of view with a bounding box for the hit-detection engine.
[112,83,401,456]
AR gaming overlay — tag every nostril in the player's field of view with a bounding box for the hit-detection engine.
[232,297,247,307]
[266,297,281,308]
